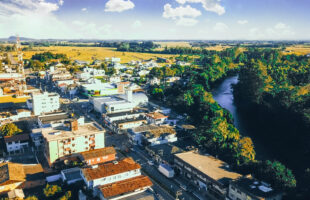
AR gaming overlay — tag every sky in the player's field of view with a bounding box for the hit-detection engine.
[0,0,309,40]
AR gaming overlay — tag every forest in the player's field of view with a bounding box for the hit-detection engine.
[148,47,309,199]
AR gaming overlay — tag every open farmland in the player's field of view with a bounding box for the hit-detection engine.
[21,46,177,64]
[283,45,310,55]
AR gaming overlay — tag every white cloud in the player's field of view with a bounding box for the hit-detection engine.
[163,4,201,19]
[213,22,229,32]
[132,20,142,28]
[237,20,248,25]
[104,0,134,13]
[59,0,64,6]
[163,4,201,26]
[248,23,295,40]
[175,0,225,15]
[81,8,87,12]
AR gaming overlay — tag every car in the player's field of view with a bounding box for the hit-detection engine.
[147,160,154,165]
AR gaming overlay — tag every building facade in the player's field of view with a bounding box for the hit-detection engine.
[32,92,60,116]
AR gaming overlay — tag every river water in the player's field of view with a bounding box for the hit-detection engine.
[212,75,270,160]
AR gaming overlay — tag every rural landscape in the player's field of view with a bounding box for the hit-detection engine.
[0,0,309,200]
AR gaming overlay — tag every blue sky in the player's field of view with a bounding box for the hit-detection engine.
[0,0,309,40]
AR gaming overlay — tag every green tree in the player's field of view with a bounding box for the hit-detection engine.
[59,191,71,200]
[25,196,38,200]
[0,123,22,137]
[43,184,62,197]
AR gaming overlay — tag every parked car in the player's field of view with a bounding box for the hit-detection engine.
[148,160,154,165]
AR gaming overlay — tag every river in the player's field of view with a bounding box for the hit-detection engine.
[212,75,271,160]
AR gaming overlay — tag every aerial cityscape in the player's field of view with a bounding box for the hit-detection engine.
[0,0,309,200]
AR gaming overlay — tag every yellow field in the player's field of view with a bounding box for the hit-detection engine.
[283,45,310,55]
[21,46,177,64]
[155,41,192,48]
[0,96,29,103]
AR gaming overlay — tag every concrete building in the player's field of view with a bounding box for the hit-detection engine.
[32,92,60,116]
[227,175,283,200]
[80,79,119,97]
[91,91,148,114]
[128,125,177,146]
[145,112,168,125]
[4,134,30,155]
[174,151,242,199]
[42,121,105,165]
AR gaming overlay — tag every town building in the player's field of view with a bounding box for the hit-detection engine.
[0,163,45,193]
[81,157,141,190]
[96,175,153,200]
[127,125,177,146]
[145,143,184,165]
[174,151,242,199]
[80,78,119,97]
[91,90,148,114]
[145,112,168,125]
[79,147,117,166]
[31,92,60,116]
[149,77,160,85]
[4,134,30,155]
[42,121,105,165]
[227,175,283,200]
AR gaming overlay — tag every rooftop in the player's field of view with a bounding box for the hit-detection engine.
[0,163,25,186]
[105,110,144,118]
[41,122,103,141]
[132,125,176,138]
[80,147,116,161]
[4,134,29,143]
[146,112,168,120]
[175,151,242,185]
[146,143,184,163]
[81,158,140,181]
[99,175,152,199]
[38,112,71,124]
[114,116,146,126]
[231,175,280,198]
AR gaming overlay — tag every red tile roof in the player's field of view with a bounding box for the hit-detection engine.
[99,175,152,198]
[80,147,116,161]
[82,158,141,181]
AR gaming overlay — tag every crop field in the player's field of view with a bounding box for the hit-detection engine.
[21,46,177,64]
[283,45,310,55]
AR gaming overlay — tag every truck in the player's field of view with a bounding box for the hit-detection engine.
[158,164,175,178]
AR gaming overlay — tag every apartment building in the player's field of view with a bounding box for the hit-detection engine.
[145,112,168,125]
[79,147,117,166]
[42,120,105,165]
[32,92,60,116]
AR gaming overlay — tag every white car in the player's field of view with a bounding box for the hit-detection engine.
[147,160,154,165]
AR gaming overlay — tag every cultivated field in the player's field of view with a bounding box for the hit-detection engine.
[21,46,177,64]
[283,45,310,55]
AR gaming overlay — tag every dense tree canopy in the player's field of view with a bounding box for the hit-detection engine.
[0,123,22,137]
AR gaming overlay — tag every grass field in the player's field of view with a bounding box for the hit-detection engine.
[0,96,29,103]
[20,46,177,64]
[283,45,310,55]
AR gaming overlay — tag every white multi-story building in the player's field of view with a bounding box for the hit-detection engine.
[32,92,60,116]
[4,134,30,155]
[42,121,105,165]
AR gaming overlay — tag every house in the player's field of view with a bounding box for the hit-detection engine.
[174,151,242,199]
[61,167,83,185]
[227,175,283,200]
[127,125,177,146]
[4,134,30,155]
[138,70,150,76]
[81,158,141,190]
[74,60,90,66]
[7,189,25,199]
[0,163,45,193]
[42,121,105,166]
[79,147,117,166]
[96,175,153,200]
[110,116,147,134]
[176,61,191,66]
[146,112,168,125]
[109,76,121,83]
[31,92,60,116]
